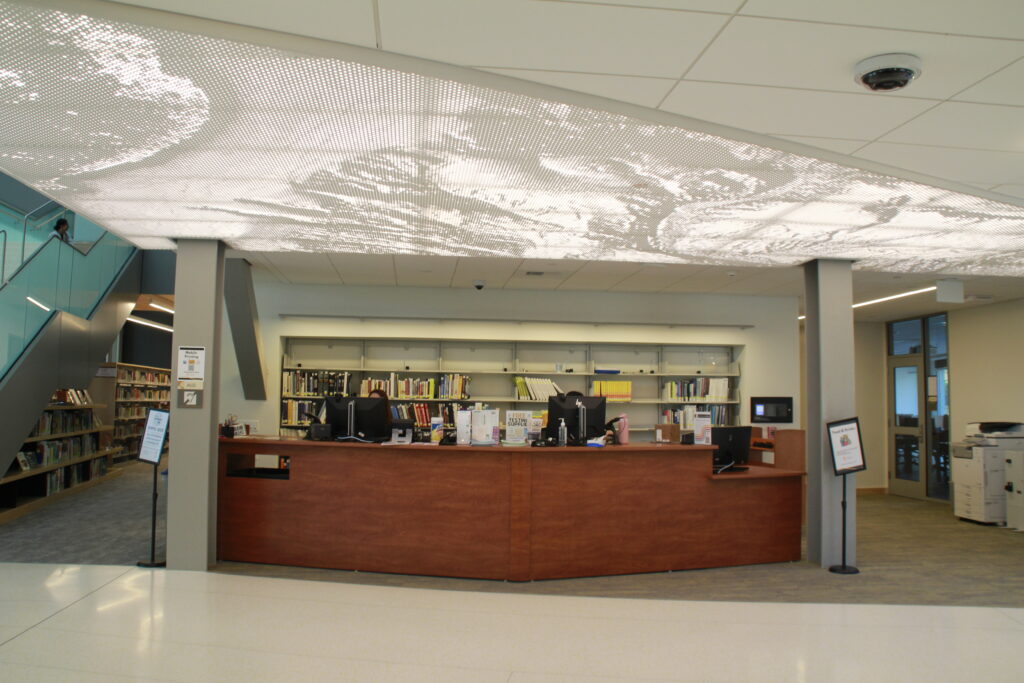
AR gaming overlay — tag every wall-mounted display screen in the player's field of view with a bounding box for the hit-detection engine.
[750,397,793,424]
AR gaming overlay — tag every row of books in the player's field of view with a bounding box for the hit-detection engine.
[661,405,734,428]
[116,387,170,401]
[390,401,472,428]
[282,370,351,397]
[16,434,99,470]
[31,411,99,437]
[44,459,106,495]
[591,380,633,402]
[117,368,170,385]
[353,373,471,400]
[662,377,732,402]
[514,376,563,400]
[281,400,321,426]
[114,423,145,440]
[115,405,151,419]
[50,388,94,405]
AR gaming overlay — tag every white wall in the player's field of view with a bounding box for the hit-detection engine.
[218,281,802,436]
[854,321,887,489]
[949,298,1024,441]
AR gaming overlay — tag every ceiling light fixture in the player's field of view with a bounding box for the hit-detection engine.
[798,285,939,320]
[150,302,175,314]
[126,315,174,333]
[26,296,51,312]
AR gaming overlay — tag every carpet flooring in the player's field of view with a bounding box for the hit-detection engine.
[2,462,1022,607]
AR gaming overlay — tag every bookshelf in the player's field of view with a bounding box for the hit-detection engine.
[280,338,741,439]
[89,362,171,461]
[1,390,122,523]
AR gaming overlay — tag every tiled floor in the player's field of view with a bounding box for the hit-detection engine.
[2,563,1023,681]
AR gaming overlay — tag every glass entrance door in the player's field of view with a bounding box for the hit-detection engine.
[888,356,926,498]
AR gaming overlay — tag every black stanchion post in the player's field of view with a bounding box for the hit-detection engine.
[137,463,166,568]
[829,473,859,575]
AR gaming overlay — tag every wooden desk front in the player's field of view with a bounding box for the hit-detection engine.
[217,438,803,581]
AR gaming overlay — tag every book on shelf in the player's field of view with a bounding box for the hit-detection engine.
[16,452,32,471]
[282,369,350,396]
[591,380,632,402]
[514,376,562,401]
[662,377,731,402]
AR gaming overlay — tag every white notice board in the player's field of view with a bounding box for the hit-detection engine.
[826,417,867,475]
[138,409,170,464]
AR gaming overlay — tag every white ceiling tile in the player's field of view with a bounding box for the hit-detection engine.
[557,261,646,291]
[881,102,1024,152]
[326,254,397,286]
[450,258,521,289]
[393,255,458,287]
[660,81,935,139]
[992,185,1024,200]
[740,0,1024,40]
[609,264,711,292]
[379,0,728,77]
[481,68,675,108]
[955,58,1024,106]
[687,16,1022,100]
[854,143,1024,186]
[711,267,803,294]
[107,0,378,47]
[580,1,744,11]
[264,253,342,285]
[773,135,869,155]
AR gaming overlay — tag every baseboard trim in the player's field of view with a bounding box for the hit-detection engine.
[857,487,887,496]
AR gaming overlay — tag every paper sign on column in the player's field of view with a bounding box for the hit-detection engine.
[694,411,712,445]
[177,346,205,390]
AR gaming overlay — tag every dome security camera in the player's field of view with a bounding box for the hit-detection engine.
[473,279,486,290]
[854,53,921,92]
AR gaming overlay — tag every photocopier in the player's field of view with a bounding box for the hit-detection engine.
[952,422,1024,529]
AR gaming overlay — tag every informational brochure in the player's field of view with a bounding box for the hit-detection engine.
[504,410,531,444]
[694,411,712,445]
[471,409,499,446]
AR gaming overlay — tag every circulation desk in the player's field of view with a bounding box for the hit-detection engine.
[217,438,804,581]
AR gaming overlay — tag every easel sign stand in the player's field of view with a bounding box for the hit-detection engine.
[826,417,867,575]
[136,409,170,569]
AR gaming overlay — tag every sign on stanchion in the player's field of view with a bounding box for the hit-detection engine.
[826,417,867,575]
[137,409,169,568]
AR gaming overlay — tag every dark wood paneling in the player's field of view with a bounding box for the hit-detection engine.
[218,439,803,581]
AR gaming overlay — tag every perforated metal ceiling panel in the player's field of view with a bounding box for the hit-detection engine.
[1,1,1023,275]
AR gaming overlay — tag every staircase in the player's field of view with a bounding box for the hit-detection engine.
[0,200,140,477]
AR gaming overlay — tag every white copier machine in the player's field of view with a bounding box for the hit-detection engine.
[952,422,1024,528]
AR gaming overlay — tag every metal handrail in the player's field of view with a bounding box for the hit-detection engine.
[0,229,6,283]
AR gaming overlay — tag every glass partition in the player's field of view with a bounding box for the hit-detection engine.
[0,230,135,380]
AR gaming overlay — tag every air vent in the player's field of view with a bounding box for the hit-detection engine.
[525,271,546,276]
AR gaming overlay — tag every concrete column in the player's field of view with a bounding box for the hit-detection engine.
[167,240,225,570]
[804,259,857,567]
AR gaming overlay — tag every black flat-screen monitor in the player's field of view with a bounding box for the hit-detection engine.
[711,426,752,473]
[323,395,390,441]
[545,395,606,444]
[750,396,793,424]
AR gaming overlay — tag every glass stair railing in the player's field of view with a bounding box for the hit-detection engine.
[0,214,136,382]
[1,198,73,284]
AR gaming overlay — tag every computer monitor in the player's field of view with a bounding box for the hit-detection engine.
[545,395,606,444]
[711,426,752,473]
[323,395,390,441]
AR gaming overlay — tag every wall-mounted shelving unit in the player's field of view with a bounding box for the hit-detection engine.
[280,338,741,439]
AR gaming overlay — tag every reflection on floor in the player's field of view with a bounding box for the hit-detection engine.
[2,563,1023,682]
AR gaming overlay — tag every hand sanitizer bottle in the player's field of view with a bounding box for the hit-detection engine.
[558,418,568,447]
[617,413,630,445]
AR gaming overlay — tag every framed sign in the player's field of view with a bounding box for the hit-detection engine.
[138,409,170,464]
[826,417,867,475]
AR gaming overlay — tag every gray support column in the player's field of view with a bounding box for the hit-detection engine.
[224,258,267,400]
[804,259,857,567]
[167,240,225,570]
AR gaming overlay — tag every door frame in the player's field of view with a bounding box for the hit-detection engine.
[888,354,927,499]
